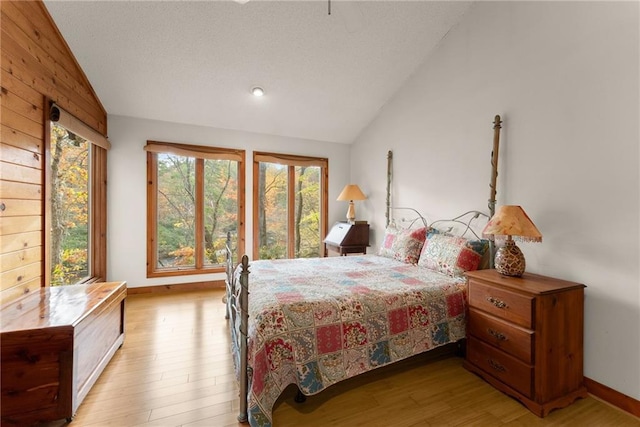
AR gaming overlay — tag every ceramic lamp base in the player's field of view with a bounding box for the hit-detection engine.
[495,240,526,277]
[346,201,356,224]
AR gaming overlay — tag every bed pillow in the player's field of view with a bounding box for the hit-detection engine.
[378,225,427,264]
[418,231,489,277]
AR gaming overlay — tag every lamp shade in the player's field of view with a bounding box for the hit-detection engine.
[337,184,366,201]
[482,205,542,243]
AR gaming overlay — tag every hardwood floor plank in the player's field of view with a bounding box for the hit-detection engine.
[38,289,639,427]
[147,390,239,422]
[181,411,246,427]
[87,371,187,397]
[135,402,233,427]
[80,410,152,427]
[83,377,237,417]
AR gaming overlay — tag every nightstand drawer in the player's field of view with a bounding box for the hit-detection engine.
[468,281,534,328]
[467,337,533,399]
[468,308,534,364]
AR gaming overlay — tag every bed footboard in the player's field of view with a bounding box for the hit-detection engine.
[225,233,250,423]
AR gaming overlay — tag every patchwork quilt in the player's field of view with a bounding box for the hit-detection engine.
[235,255,467,427]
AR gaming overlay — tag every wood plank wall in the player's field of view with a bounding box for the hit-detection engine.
[0,0,107,303]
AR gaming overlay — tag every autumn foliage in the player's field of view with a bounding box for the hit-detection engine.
[50,124,90,286]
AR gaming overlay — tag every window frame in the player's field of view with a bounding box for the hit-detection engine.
[146,141,245,278]
[44,112,108,286]
[252,151,328,260]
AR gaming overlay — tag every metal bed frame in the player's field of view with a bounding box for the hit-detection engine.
[225,115,502,423]
[224,241,250,422]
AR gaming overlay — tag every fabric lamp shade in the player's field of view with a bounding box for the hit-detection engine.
[337,184,366,223]
[482,205,542,277]
[337,185,367,202]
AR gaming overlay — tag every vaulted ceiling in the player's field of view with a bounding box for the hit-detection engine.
[44,1,472,144]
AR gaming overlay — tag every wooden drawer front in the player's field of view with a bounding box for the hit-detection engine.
[469,281,534,328]
[467,337,533,398]
[468,308,534,364]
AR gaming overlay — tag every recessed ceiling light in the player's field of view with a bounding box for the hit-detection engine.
[251,86,265,97]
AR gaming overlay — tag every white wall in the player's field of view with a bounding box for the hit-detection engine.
[107,115,350,288]
[351,2,639,401]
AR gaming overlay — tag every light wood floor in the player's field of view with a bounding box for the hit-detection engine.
[43,289,639,427]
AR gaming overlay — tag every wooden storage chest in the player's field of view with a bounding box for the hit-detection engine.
[1,282,126,425]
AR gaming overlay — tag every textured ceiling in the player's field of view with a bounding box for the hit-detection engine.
[44,1,471,144]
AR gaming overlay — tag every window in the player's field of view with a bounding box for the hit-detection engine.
[49,124,91,285]
[253,152,328,259]
[46,104,109,286]
[146,141,245,277]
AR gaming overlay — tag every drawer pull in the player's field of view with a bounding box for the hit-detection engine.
[488,358,506,372]
[487,296,508,309]
[488,328,507,341]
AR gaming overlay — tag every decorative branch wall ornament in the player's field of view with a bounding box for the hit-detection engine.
[487,114,502,268]
[488,114,502,218]
[386,150,393,227]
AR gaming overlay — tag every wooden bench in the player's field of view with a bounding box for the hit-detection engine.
[1,281,127,425]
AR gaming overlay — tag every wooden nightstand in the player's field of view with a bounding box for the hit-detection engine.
[324,222,369,256]
[463,269,588,417]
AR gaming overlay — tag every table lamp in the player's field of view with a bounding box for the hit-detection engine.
[482,205,542,277]
[337,184,366,224]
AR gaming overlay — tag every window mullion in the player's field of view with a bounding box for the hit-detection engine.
[287,165,296,259]
[147,153,158,276]
[195,158,204,270]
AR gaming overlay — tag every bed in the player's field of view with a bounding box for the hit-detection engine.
[225,116,503,426]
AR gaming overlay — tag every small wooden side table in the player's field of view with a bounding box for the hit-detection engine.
[324,222,369,256]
